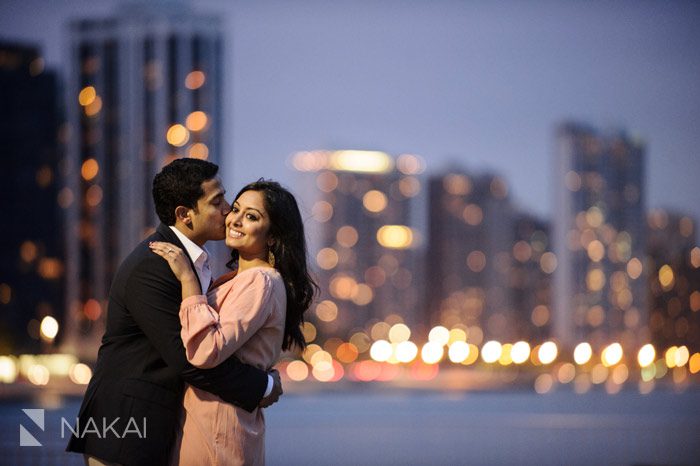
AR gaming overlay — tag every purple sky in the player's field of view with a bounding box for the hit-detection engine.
[3,0,699,227]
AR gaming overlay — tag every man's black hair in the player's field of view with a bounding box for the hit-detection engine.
[152,158,219,225]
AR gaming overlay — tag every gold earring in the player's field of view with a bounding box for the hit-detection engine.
[268,250,275,267]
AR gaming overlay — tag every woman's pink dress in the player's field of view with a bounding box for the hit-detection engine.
[171,267,286,466]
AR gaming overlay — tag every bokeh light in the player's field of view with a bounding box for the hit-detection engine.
[481,341,502,364]
[601,343,623,367]
[637,344,656,368]
[573,342,593,365]
[421,342,444,364]
[39,316,59,342]
[538,341,558,365]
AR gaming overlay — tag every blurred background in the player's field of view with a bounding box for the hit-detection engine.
[1,0,699,464]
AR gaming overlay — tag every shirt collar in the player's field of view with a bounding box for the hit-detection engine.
[169,226,209,266]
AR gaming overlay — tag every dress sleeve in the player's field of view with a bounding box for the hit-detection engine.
[179,269,275,368]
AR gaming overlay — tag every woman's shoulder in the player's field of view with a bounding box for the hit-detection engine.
[236,266,283,286]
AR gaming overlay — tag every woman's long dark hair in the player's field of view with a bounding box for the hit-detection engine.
[226,180,318,351]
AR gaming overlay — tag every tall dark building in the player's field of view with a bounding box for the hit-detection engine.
[426,170,511,343]
[291,150,424,344]
[425,169,555,346]
[647,209,700,353]
[511,213,553,342]
[0,42,64,353]
[552,122,647,351]
[62,3,224,358]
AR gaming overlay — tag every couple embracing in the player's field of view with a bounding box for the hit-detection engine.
[67,158,316,466]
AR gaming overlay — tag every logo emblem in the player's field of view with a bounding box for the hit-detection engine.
[20,409,44,447]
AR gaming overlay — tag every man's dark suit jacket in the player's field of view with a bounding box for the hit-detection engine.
[67,223,268,465]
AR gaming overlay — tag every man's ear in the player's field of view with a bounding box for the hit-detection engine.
[175,206,192,225]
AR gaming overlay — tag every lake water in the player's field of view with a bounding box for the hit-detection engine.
[1,387,699,465]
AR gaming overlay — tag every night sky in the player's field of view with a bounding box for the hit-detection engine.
[2,0,699,225]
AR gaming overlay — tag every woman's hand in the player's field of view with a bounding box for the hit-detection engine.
[149,241,197,284]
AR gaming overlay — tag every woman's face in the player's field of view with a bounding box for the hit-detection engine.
[225,190,272,258]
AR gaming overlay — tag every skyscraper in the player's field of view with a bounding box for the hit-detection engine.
[425,169,552,344]
[511,213,553,342]
[0,42,63,353]
[552,122,646,351]
[62,3,223,358]
[291,150,424,344]
[647,209,700,353]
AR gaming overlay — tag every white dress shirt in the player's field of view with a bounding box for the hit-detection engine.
[169,226,212,293]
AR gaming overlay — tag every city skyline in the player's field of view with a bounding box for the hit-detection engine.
[1,0,699,223]
[0,0,698,377]
[2,6,700,464]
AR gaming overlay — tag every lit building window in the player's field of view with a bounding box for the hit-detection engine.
[83,299,102,320]
[462,204,483,226]
[84,96,103,117]
[311,201,333,223]
[0,283,11,304]
[376,225,414,249]
[188,143,209,159]
[443,174,471,196]
[185,111,208,132]
[512,241,532,262]
[396,153,425,175]
[20,241,38,263]
[329,274,358,300]
[586,305,605,327]
[81,158,99,181]
[329,150,392,173]
[466,251,486,272]
[351,284,374,306]
[315,300,338,322]
[57,188,74,208]
[85,185,103,207]
[586,268,605,291]
[38,258,64,279]
[691,247,700,268]
[185,70,206,89]
[489,177,508,199]
[316,172,338,192]
[658,265,675,290]
[531,305,550,327]
[336,226,359,248]
[539,252,558,274]
[586,240,605,262]
[166,124,190,147]
[679,217,694,238]
[398,177,421,197]
[362,190,388,213]
[316,248,339,270]
[78,86,96,106]
[626,257,643,279]
[364,266,386,287]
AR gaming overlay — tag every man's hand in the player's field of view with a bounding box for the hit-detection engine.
[259,369,283,408]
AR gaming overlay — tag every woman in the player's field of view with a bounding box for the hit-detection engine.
[149,180,316,465]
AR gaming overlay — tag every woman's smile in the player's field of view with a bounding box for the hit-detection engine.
[224,190,272,258]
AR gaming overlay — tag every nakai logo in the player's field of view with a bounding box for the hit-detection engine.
[20,408,44,447]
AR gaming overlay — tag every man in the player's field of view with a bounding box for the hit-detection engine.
[67,158,282,465]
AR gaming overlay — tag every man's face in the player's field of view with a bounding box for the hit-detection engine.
[188,178,231,245]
